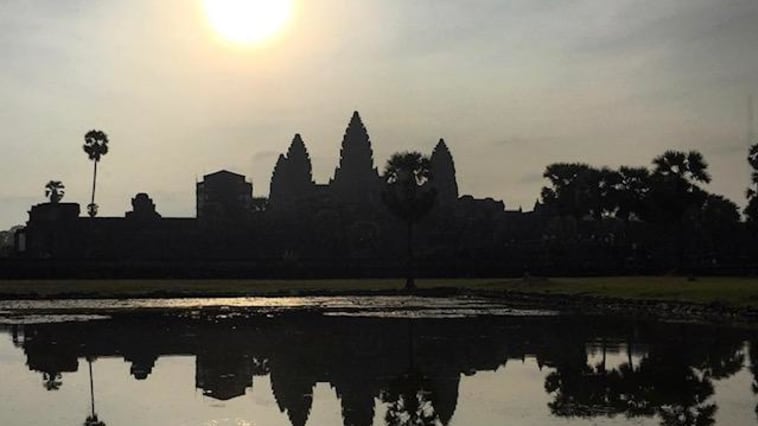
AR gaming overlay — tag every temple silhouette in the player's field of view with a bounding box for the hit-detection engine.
[8,110,753,277]
[10,112,531,277]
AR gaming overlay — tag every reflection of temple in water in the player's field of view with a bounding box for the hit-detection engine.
[6,314,756,426]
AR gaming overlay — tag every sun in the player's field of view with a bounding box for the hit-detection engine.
[203,0,294,45]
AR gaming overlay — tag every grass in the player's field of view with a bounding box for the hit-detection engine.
[0,276,757,307]
[0,278,491,298]
[468,276,758,308]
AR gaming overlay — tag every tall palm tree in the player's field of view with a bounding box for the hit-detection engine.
[647,150,711,224]
[649,150,711,271]
[382,152,436,290]
[82,130,109,217]
[83,357,106,426]
[44,180,65,204]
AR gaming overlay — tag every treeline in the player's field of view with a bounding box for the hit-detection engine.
[0,226,21,257]
[534,147,757,273]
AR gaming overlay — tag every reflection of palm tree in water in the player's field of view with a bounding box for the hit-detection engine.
[382,370,437,426]
[546,339,720,426]
[42,371,63,391]
[84,357,106,426]
[380,320,451,426]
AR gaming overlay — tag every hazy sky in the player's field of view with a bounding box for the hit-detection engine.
[1,0,757,229]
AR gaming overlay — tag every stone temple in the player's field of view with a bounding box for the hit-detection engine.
[12,112,534,277]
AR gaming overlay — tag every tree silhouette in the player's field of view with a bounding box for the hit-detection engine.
[382,152,436,290]
[83,357,106,426]
[746,144,758,225]
[42,371,63,391]
[645,150,711,269]
[546,343,721,426]
[696,194,740,263]
[381,370,437,426]
[82,130,109,217]
[44,180,65,204]
[749,340,758,420]
[647,150,710,222]
[652,150,711,184]
[540,163,601,219]
[615,167,651,222]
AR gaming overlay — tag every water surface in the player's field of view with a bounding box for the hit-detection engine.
[0,297,756,425]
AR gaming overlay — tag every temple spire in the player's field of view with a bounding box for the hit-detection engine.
[430,138,459,206]
[269,154,289,207]
[286,133,314,192]
[269,134,315,208]
[337,111,375,174]
[331,111,380,203]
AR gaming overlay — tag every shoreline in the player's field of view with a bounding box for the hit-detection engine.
[0,278,757,325]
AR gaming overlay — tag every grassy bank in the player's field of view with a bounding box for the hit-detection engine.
[476,276,758,307]
[0,276,757,307]
[0,278,480,299]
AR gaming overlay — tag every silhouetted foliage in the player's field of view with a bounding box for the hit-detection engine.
[42,371,63,391]
[533,148,740,272]
[746,144,758,226]
[382,152,437,289]
[615,166,651,221]
[645,150,710,226]
[44,180,65,204]
[541,163,599,219]
[381,370,437,426]
[83,129,109,217]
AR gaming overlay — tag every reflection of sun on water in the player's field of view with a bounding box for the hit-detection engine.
[203,0,294,45]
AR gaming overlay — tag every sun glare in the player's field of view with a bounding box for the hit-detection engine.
[203,0,294,45]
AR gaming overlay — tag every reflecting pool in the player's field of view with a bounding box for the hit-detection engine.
[0,299,757,425]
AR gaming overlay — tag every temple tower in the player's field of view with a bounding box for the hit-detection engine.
[269,154,289,207]
[330,111,380,204]
[430,139,459,206]
[269,134,315,208]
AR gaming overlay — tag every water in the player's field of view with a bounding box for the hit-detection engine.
[0,297,756,425]
[0,295,556,318]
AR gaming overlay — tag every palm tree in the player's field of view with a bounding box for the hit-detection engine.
[83,357,106,426]
[616,167,650,222]
[44,180,65,204]
[82,130,109,217]
[648,150,711,271]
[42,371,63,391]
[381,370,437,426]
[652,150,711,184]
[382,152,436,290]
[541,163,601,219]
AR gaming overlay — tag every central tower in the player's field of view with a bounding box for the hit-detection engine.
[330,111,380,204]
